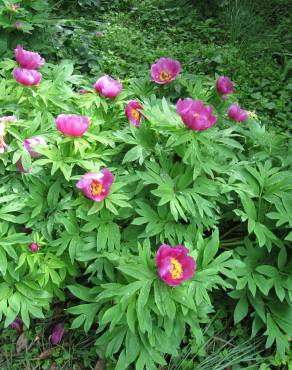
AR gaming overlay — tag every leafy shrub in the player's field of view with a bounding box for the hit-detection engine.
[0,45,291,370]
[0,0,52,55]
[3,0,290,132]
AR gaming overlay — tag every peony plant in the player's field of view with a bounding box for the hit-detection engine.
[0,46,291,369]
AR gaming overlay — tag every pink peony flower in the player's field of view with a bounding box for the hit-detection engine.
[125,100,143,126]
[93,75,122,99]
[50,323,64,346]
[151,57,181,84]
[156,244,196,286]
[0,116,17,124]
[23,136,46,158]
[55,114,90,137]
[11,4,20,12]
[177,98,217,131]
[13,68,42,86]
[95,31,104,37]
[216,76,234,96]
[11,318,23,332]
[76,169,114,202]
[29,242,39,253]
[0,138,8,153]
[227,102,248,122]
[15,45,45,70]
[15,21,22,28]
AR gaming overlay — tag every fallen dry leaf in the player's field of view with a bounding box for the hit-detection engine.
[94,359,105,370]
[16,332,28,353]
[39,348,55,360]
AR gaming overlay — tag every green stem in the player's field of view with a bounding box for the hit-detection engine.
[221,240,245,247]
[221,224,242,239]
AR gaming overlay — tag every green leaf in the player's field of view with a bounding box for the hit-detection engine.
[154,280,166,315]
[67,284,95,302]
[234,294,248,324]
[0,247,7,274]
[47,181,60,208]
[21,301,30,328]
[105,327,126,356]
[126,299,136,333]
[256,265,277,277]
[0,283,11,300]
[118,264,154,281]
[137,305,152,334]
[101,305,123,327]
[202,228,219,267]
[239,192,257,220]
[123,145,143,164]
[172,287,196,310]
[137,281,152,317]
[125,331,140,364]
[277,246,287,269]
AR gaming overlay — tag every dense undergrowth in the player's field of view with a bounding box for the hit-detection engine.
[0,0,291,369]
[1,0,291,130]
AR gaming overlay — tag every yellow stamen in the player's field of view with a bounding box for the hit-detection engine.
[90,180,103,196]
[170,258,183,279]
[159,70,171,82]
[132,109,140,121]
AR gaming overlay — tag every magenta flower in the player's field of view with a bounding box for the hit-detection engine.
[76,169,114,202]
[177,98,217,131]
[125,100,143,126]
[151,57,181,84]
[13,68,42,86]
[16,159,24,172]
[227,102,248,123]
[216,76,234,96]
[15,45,45,69]
[93,75,122,99]
[50,323,64,346]
[16,159,31,173]
[23,136,46,158]
[55,114,90,137]
[156,244,196,286]
[0,116,17,124]
[15,21,22,28]
[11,319,23,332]
[29,242,39,253]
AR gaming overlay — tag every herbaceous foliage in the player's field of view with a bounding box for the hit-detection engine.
[0,46,291,369]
